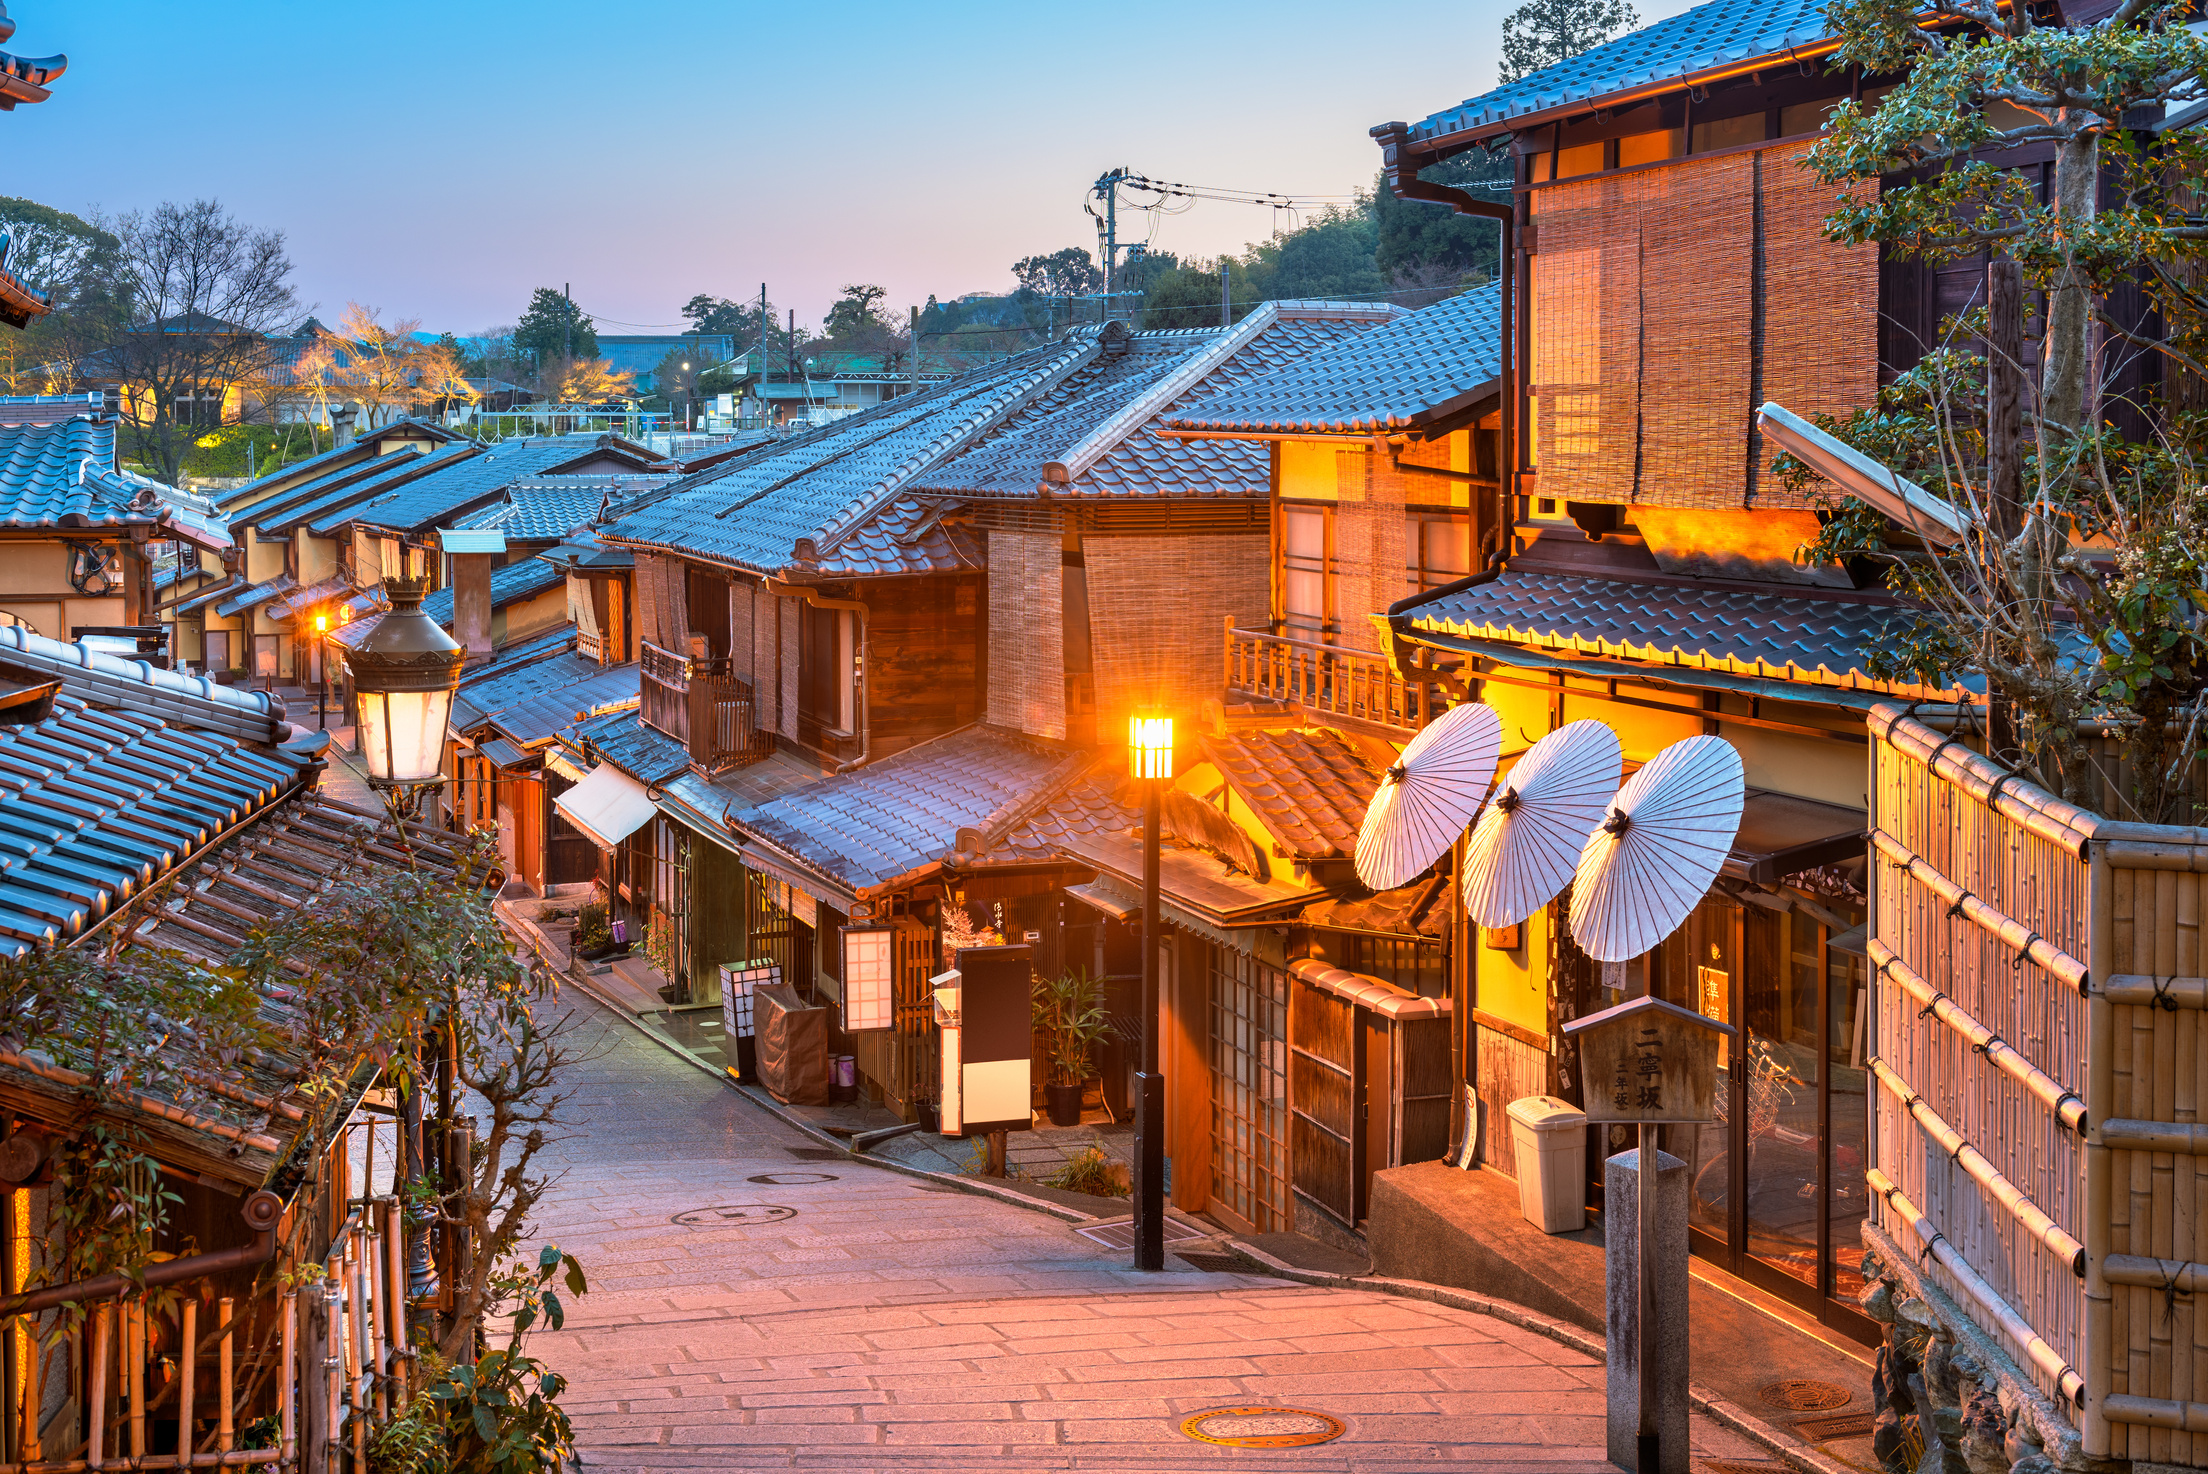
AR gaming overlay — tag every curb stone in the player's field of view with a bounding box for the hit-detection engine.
[544,937,1864,1474]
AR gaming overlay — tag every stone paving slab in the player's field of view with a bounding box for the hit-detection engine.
[531,994,1774,1473]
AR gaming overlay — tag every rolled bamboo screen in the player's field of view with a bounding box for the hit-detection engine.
[1871,701,2208,1465]
[1527,141,1876,509]
[984,529,1066,739]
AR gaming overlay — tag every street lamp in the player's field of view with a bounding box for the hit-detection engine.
[311,611,329,731]
[1128,710,1173,1272]
[341,553,464,806]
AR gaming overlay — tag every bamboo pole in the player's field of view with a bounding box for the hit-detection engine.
[364,1213,386,1422]
[2102,975,2208,1009]
[85,1308,108,1473]
[1872,706,2102,851]
[1869,1057,2086,1271]
[1872,830,2092,990]
[17,1292,35,1467]
[1869,939,2087,1131]
[125,1304,142,1463]
[1868,1168,2087,1403]
[277,1292,293,1470]
[2088,841,2116,1458]
[176,1300,195,1461]
[2106,1255,2208,1292]
[215,1300,231,1456]
[0,1452,288,1473]
[2103,1119,2208,1155]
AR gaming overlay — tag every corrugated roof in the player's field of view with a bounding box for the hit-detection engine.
[1166,284,1503,436]
[1404,0,1833,144]
[1200,727,1384,861]
[1400,567,1928,696]
[603,339,1096,574]
[730,726,1074,893]
[0,692,304,955]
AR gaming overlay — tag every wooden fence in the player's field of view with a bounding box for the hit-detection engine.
[1870,703,2208,1462]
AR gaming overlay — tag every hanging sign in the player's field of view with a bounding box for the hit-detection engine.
[1561,994,1735,1125]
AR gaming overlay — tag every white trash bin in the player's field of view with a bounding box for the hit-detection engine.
[1505,1094,1589,1233]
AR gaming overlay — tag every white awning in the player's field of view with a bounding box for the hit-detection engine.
[1756,401,1966,547]
[553,763,655,850]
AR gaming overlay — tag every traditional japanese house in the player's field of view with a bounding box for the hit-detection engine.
[0,619,476,1473]
[1148,0,2013,1322]
[0,397,232,659]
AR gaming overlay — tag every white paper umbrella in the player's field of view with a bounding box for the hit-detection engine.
[1568,734,1745,962]
[1461,719,1623,929]
[1354,702,1503,891]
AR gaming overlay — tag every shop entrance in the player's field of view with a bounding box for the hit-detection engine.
[1650,895,1874,1340]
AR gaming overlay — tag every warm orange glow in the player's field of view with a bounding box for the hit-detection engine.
[313,613,328,633]
[1128,713,1174,782]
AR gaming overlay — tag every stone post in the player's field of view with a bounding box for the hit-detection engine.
[1606,1145,1688,1474]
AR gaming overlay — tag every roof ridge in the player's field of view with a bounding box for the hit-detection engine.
[1041,305,1286,487]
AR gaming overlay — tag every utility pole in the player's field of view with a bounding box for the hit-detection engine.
[1092,167,1131,324]
[1221,262,1231,329]
[909,305,921,395]
[563,281,572,362]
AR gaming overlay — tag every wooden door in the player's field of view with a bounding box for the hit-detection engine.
[1290,974,1360,1229]
[516,779,543,893]
[1361,1009,1391,1203]
[544,772,597,886]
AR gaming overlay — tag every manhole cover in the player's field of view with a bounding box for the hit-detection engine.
[1759,1380,1852,1412]
[746,1172,837,1185]
[784,1147,846,1160]
[1180,1407,1344,1448]
[1172,1250,1243,1273]
[670,1205,795,1228]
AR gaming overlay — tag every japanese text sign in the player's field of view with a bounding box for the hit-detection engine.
[1561,994,1736,1125]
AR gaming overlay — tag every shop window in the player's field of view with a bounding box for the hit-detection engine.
[1691,111,1767,153]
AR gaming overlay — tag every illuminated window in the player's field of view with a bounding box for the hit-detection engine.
[1280,505,1333,636]
[841,924,896,1033]
[1556,141,1605,178]
[1406,514,1473,592]
[1618,129,1682,167]
[1691,112,1767,153]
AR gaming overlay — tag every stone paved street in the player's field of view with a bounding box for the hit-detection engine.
[527,995,1774,1472]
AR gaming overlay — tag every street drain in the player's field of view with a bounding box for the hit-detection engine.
[1180,1407,1344,1448]
[671,1205,795,1227]
[1794,1412,1877,1441]
[1172,1250,1243,1273]
[784,1147,846,1160]
[1701,1462,1787,1474]
[746,1171,837,1185]
[1758,1380,1852,1412]
[1075,1217,1207,1251]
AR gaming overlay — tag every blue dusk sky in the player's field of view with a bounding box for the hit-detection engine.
[2,0,1695,337]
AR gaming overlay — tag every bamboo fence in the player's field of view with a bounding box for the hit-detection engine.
[1870,702,2208,1463]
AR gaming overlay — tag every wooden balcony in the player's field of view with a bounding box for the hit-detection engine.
[1223,624,1438,734]
[578,627,606,664]
[640,637,771,775]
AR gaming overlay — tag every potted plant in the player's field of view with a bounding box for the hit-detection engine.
[574,902,614,961]
[1032,968,1108,1127]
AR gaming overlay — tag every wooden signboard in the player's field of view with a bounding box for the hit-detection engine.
[1561,994,1736,1125]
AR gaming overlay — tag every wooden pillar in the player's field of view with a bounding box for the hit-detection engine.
[1166,933,1211,1213]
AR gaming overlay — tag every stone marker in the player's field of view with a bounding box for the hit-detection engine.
[1606,1145,1688,1474]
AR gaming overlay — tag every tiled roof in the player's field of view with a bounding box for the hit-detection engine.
[451,635,588,733]
[0,692,305,955]
[457,474,676,542]
[215,574,296,620]
[419,558,564,625]
[1166,284,1503,436]
[261,442,478,535]
[1404,0,1833,144]
[1201,727,1385,861]
[0,418,230,550]
[216,420,457,516]
[603,339,1096,574]
[564,707,689,787]
[0,624,283,744]
[731,726,1077,893]
[919,304,1403,502]
[811,495,981,579]
[1398,567,1935,697]
[306,436,656,538]
[489,666,640,747]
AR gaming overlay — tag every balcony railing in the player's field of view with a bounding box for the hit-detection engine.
[578,627,606,664]
[1224,623,1436,733]
[640,637,771,774]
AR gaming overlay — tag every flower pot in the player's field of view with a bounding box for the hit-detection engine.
[916,1099,941,1133]
[1045,1082,1085,1128]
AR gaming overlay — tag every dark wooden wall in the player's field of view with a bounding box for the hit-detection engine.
[862,573,985,758]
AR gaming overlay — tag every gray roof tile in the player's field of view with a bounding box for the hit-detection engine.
[564,707,689,787]
[1405,0,1832,144]
[1167,284,1503,435]
[0,418,228,548]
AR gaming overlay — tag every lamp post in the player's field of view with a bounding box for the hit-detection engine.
[311,611,329,731]
[1128,710,1173,1272]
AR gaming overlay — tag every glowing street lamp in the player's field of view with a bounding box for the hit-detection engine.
[312,611,330,731]
[342,555,463,800]
[1128,709,1173,1272]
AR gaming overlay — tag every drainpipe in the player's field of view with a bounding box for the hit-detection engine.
[765,573,870,774]
[0,1189,283,1318]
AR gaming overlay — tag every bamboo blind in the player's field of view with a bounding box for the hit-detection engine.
[1873,716,2089,1414]
[1084,532,1266,736]
[985,529,1066,739]
[1528,142,1877,510]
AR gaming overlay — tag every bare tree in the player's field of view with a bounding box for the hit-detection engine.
[96,200,299,479]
